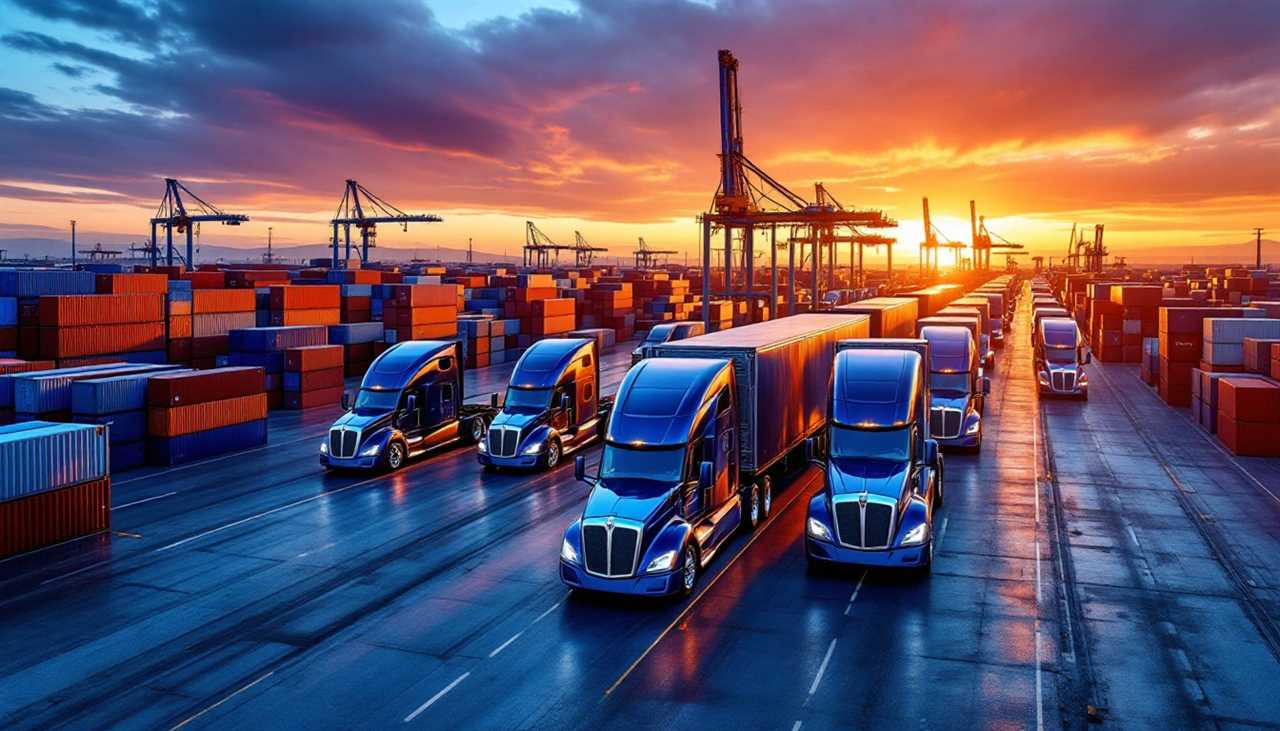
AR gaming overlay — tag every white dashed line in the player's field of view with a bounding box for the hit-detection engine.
[170,671,275,730]
[112,491,177,510]
[404,672,470,723]
[808,638,837,696]
[843,571,867,616]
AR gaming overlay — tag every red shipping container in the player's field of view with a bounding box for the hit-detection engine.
[390,284,458,308]
[465,351,490,369]
[284,386,344,410]
[1159,357,1195,407]
[0,358,55,375]
[168,338,192,362]
[147,366,265,407]
[39,322,166,358]
[193,289,255,314]
[1242,339,1280,373]
[341,309,371,324]
[288,366,345,391]
[0,477,110,560]
[191,335,229,359]
[514,287,558,303]
[39,294,164,326]
[169,314,193,339]
[96,273,169,294]
[148,392,269,437]
[286,344,345,372]
[343,342,374,362]
[532,315,575,335]
[225,269,289,288]
[184,271,227,288]
[1219,378,1280,423]
[341,296,371,311]
[1218,418,1280,457]
[0,327,14,351]
[269,285,341,310]
[269,309,341,326]
[1159,331,1201,363]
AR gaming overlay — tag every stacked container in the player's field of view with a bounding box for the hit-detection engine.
[458,318,492,369]
[1191,370,1270,434]
[569,328,616,353]
[582,283,632,339]
[0,358,55,422]
[530,298,576,338]
[1,269,96,361]
[327,322,384,376]
[146,367,268,464]
[1242,338,1280,374]
[14,363,179,422]
[0,421,110,559]
[1158,307,1257,406]
[269,285,341,326]
[37,293,166,365]
[191,289,257,368]
[0,294,16,356]
[1217,378,1280,457]
[339,284,373,323]
[72,369,190,469]
[283,344,345,409]
[1110,285,1161,363]
[383,284,459,341]
[227,326,329,408]
[1202,318,1280,373]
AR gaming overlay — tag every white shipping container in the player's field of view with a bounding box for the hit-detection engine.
[0,422,109,501]
[1203,317,1280,344]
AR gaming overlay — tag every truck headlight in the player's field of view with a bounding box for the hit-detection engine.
[1037,371,1049,385]
[1078,371,1088,384]
[645,550,677,574]
[901,523,929,546]
[966,419,981,435]
[560,538,578,564]
[477,439,487,453]
[359,443,381,457]
[319,442,328,455]
[523,442,543,455]
[807,517,833,542]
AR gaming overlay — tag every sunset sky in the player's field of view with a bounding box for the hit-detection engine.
[0,0,1277,264]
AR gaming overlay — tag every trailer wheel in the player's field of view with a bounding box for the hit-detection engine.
[743,483,761,532]
[466,416,487,444]
[759,475,773,519]
[679,545,700,597]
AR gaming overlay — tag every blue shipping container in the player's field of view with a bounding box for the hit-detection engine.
[328,322,384,345]
[15,364,181,413]
[148,419,268,466]
[0,297,15,326]
[0,422,109,501]
[112,440,147,470]
[229,326,328,353]
[0,269,96,297]
[74,411,146,443]
[72,369,193,415]
[228,351,285,374]
[2,363,126,409]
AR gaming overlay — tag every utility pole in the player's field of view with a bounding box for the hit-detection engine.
[467,237,473,264]
[70,220,76,266]
[1255,227,1264,269]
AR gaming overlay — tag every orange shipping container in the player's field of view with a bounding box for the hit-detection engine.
[532,298,575,317]
[388,323,456,340]
[269,309,341,326]
[383,305,455,327]
[288,367,345,391]
[169,314,193,339]
[532,315,575,336]
[269,285,341,310]
[96,273,169,294]
[148,392,269,437]
[39,322,166,358]
[390,284,459,308]
[39,294,164,326]
[286,344,345,372]
[192,289,256,314]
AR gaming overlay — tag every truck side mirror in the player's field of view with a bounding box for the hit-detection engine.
[1082,351,1092,364]
[341,392,351,411]
[404,393,417,416]
[698,461,714,489]
[982,377,991,395]
[574,455,586,482]
[491,392,499,408]
[560,393,572,410]
[924,439,939,468]
[804,437,816,462]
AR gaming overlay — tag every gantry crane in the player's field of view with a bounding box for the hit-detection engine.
[524,221,576,268]
[700,50,895,323]
[149,178,248,267]
[634,237,678,270]
[572,231,608,268]
[971,202,1024,271]
[1065,223,1107,272]
[329,179,441,267]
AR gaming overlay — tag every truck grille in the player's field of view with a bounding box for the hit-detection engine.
[1052,371,1075,392]
[329,428,358,458]
[581,519,643,577]
[833,497,896,550]
[930,408,962,439]
[488,426,519,457]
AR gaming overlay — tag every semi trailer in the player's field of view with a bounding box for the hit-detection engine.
[631,321,705,365]
[322,341,496,472]
[479,338,611,470]
[828,296,919,338]
[805,341,943,573]
[558,313,870,597]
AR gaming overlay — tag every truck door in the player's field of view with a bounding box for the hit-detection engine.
[577,353,595,428]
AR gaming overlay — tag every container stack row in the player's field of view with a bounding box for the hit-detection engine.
[0,422,110,559]
[146,367,268,465]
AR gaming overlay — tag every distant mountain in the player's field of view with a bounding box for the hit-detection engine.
[1110,238,1280,266]
[0,237,524,266]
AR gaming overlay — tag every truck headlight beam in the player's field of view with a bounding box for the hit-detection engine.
[901,522,929,546]
[807,517,833,542]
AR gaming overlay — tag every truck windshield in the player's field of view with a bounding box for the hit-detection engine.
[1045,348,1076,365]
[830,424,911,462]
[643,329,670,344]
[354,389,399,413]
[600,444,685,483]
[930,372,971,394]
[504,387,552,412]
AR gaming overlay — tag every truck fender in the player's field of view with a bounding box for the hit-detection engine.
[641,519,693,572]
[963,409,982,435]
[361,427,397,455]
[522,424,555,453]
[562,519,584,561]
[894,497,931,547]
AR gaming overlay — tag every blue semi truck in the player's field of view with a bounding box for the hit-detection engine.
[920,325,989,451]
[322,341,497,472]
[559,314,870,597]
[805,339,943,573]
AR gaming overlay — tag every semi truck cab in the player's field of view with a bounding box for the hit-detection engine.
[322,341,496,471]
[1037,318,1090,399]
[479,338,610,470]
[920,325,988,451]
[631,321,706,365]
[560,357,751,597]
[805,345,942,572]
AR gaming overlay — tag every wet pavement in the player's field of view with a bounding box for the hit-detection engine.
[2,290,1279,730]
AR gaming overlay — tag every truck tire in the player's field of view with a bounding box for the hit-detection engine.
[679,545,700,597]
[917,541,934,577]
[759,475,773,519]
[742,483,761,532]
[544,438,562,470]
[466,416,487,444]
[384,440,406,472]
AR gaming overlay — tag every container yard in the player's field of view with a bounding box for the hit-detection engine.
[2,15,1280,731]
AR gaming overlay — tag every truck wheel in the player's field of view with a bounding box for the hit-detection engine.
[466,416,487,444]
[544,439,562,469]
[384,440,406,472]
[917,541,934,577]
[679,545,700,597]
[743,483,761,532]
[760,475,773,519]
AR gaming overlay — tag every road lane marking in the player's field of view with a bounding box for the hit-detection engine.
[937,516,950,549]
[808,638,837,696]
[488,631,524,658]
[170,671,274,730]
[404,672,470,723]
[38,559,110,585]
[791,721,803,731]
[489,599,564,658]
[843,570,867,616]
[112,491,176,510]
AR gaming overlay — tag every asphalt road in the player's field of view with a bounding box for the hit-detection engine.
[2,292,1279,730]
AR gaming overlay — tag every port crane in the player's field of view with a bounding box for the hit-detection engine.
[970,202,1024,271]
[699,49,895,324]
[149,178,248,268]
[1065,223,1107,272]
[634,237,677,270]
[330,179,441,267]
[572,231,608,267]
[524,221,576,268]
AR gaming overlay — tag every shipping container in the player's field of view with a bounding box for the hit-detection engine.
[327,322,385,344]
[282,367,345,392]
[148,392,269,437]
[146,367,265,407]
[0,270,96,297]
[71,369,193,415]
[0,476,110,559]
[191,289,256,314]
[39,322,166,358]
[228,326,328,352]
[148,418,268,465]
[828,297,919,338]
[38,294,164,326]
[14,363,181,414]
[268,284,340,310]
[0,422,109,501]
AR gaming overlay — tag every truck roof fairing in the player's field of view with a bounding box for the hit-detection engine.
[606,357,731,448]
[832,349,921,428]
[509,338,593,389]
[1040,318,1079,347]
[920,326,975,373]
[361,340,456,391]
